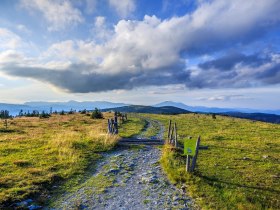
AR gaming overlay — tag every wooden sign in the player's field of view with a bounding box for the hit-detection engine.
[184,139,197,156]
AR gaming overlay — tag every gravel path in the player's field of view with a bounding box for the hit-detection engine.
[51,120,195,210]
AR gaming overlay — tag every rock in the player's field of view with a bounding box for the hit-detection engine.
[243,157,250,160]
[173,196,179,201]
[141,175,158,183]
[28,205,43,210]
[262,155,269,159]
[107,168,120,174]
[16,199,33,207]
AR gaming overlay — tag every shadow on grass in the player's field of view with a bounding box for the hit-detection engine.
[0,129,25,134]
[196,173,280,194]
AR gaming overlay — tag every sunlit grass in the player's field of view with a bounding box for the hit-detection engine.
[148,113,280,209]
[118,114,146,138]
[0,113,119,205]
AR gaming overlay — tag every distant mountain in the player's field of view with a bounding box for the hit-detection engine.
[0,101,128,116]
[154,101,280,115]
[24,101,128,111]
[102,105,190,114]
[0,103,31,116]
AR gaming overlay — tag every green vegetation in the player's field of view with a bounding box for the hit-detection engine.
[118,114,146,138]
[0,112,119,205]
[149,113,280,209]
[91,108,103,119]
[141,117,161,138]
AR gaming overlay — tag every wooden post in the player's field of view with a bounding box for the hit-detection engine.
[114,116,118,134]
[190,136,201,172]
[174,122,177,147]
[111,119,115,134]
[186,155,191,172]
[167,120,171,143]
[170,125,174,144]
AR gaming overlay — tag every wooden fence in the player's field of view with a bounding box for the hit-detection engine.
[107,112,127,134]
[166,119,205,173]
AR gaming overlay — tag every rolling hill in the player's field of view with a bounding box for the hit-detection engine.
[102,105,191,114]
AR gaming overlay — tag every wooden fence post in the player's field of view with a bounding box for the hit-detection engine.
[190,136,201,172]
[167,120,171,144]
[111,119,114,134]
[170,125,174,144]
[114,116,118,134]
[186,155,191,172]
[174,122,177,148]
[167,120,171,142]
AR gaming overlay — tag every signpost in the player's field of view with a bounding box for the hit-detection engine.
[184,139,197,156]
[184,136,201,172]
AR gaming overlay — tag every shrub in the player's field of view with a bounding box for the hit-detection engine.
[91,108,103,119]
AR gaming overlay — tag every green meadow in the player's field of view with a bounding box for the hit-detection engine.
[0,112,279,210]
[146,113,280,209]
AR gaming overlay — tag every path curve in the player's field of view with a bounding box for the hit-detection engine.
[51,118,195,210]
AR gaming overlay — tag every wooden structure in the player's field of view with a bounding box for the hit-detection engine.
[167,120,178,147]
[108,112,128,134]
[185,136,201,172]
[166,119,204,173]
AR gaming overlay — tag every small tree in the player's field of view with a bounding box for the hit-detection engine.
[91,108,103,119]
[68,108,74,114]
[60,110,65,115]
[39,111,50,118]
[80,109,87,114]
[212,113,216,119]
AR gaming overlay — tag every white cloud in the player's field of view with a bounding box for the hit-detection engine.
[108,0,135,18]
[0,28,23,50]
[95,16,106,27]
[21,0,84,31]
[1,0,280,93]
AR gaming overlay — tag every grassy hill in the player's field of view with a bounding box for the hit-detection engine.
[102,105,191,114]
[146,113,280,209]
[1,111,279,209]
[220,112,280,124]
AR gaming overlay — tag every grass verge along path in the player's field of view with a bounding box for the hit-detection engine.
[148,113,280,209]
[0,113,119,206]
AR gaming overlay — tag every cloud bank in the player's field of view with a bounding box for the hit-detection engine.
[1,0,280,93]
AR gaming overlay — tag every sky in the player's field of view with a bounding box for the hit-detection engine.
[0,0,280,109]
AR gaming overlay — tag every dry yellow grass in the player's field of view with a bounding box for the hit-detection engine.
[0,112,119,205]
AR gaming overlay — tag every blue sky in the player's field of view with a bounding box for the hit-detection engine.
[0,0,280,109]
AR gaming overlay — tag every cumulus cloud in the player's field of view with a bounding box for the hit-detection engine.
[108,0,135,18]
[187,52,280,88]
[1,62,187,93]
[21,0,84,31]
[1,0,280,93]
[198,52,270,71]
